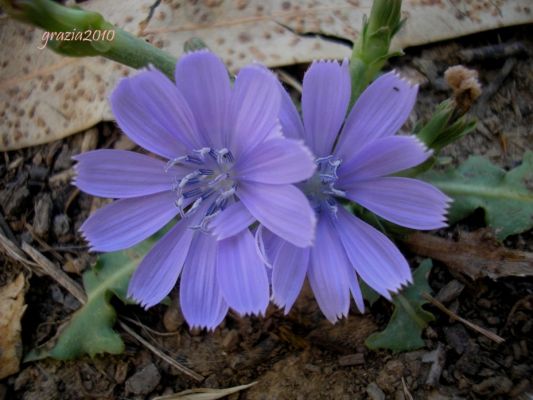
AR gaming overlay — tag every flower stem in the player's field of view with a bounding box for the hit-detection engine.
[2,0,177,79]
[349,0,403,106]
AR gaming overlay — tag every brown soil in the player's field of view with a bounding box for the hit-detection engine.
[1,25,532,400]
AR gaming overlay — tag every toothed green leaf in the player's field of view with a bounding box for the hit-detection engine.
[365,259,434,352]
[422,152,533,240]
[25,239,153,361]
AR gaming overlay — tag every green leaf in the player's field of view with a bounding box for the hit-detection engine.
[421,151,533,240]
[365,259,435,352]
[360,281,380,306]
[25,239,154,361]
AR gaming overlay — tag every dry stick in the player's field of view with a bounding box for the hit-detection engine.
[25,223,64,262]
[0,230,39,272]
[22,242,87,305]
[122,316,180,337]
[0,212,18,244]
[277,69,302,93]
[422,293,505,344]
[118,320,204,382]
[401,377,414,400]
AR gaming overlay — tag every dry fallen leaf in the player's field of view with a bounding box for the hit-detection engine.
[152,382,257,400]
[402,230,533,280]
[0,273,26,379]
[1,0,532,150]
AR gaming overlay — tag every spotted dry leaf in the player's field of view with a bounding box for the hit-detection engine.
[0,274,26,379]
[1,0,532,150]
[0,0,152,151]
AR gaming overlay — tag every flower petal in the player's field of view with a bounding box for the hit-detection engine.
[80,191,178,252]
[345,177,451,230]
[216,230,269,315]
[208,201,255,240]
[255,226,284,269]
[347,270,365,314]
[237,182,316,248]
[128,219,194,308]
[180,233,229,330]
[110,68,202,159]
[278,81,305,140]
[235,138,316,184]
[308,214,351,323]
[272,241,310,313]
[337,136,431,185]
[336,71,418,158]
[175,51,230,148]
[227,65,280,155]
[302,60,350,156]
[73,149,184,198]
[335,207,412,299]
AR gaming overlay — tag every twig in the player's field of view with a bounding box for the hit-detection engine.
[0,230,38,272]
[401,377,414,400]
[459,41,527,63]
[422,293,505,344]
[25,223,64,262]
[473,57,517,115]
[22,242,87,305]
[118,320,204,382]
[121,316,180,337]
[277,69,302,93]
[0,211,18,244]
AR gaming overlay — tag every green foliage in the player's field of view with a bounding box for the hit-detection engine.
[349,0,403,105]
[422,152,533,240]
[25,240,153,361]
[366,259,435,352]
[416,100,476,153]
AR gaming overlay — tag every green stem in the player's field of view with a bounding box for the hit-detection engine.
[2,0,177,79]
[349,0,403,105]
[105,29,177,79]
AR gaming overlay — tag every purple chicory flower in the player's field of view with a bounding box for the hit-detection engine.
[73,51,317,329]
[262,60,451,323]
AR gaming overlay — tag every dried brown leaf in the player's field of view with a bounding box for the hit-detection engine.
[1,0,532,150]
[402,230,533,280]
[0,274,26,379]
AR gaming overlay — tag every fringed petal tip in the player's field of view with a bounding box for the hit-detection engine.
[182,48,211,56]
[390,69,420,90]
[326,311,349,324]
[187,322,220,332]
[309,58,345,66]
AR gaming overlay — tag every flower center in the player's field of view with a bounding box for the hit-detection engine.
[167,147,236,229]
[302,155,345,216]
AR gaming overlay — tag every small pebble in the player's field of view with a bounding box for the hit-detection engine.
[304,363,321,373]
[163,304,184,332]
[366,382,386,400]
[53,214,70,237]
[33,193,52,237]
[125,363,161,395]
[436,280,465,304]
[338,353,365,366]
[54,144,72,171]
[221,330,240,351]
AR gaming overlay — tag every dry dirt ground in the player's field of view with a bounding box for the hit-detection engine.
[0,24,532,400]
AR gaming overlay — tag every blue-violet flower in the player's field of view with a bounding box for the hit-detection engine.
[261,60,451,322]
[74,51,316,329]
